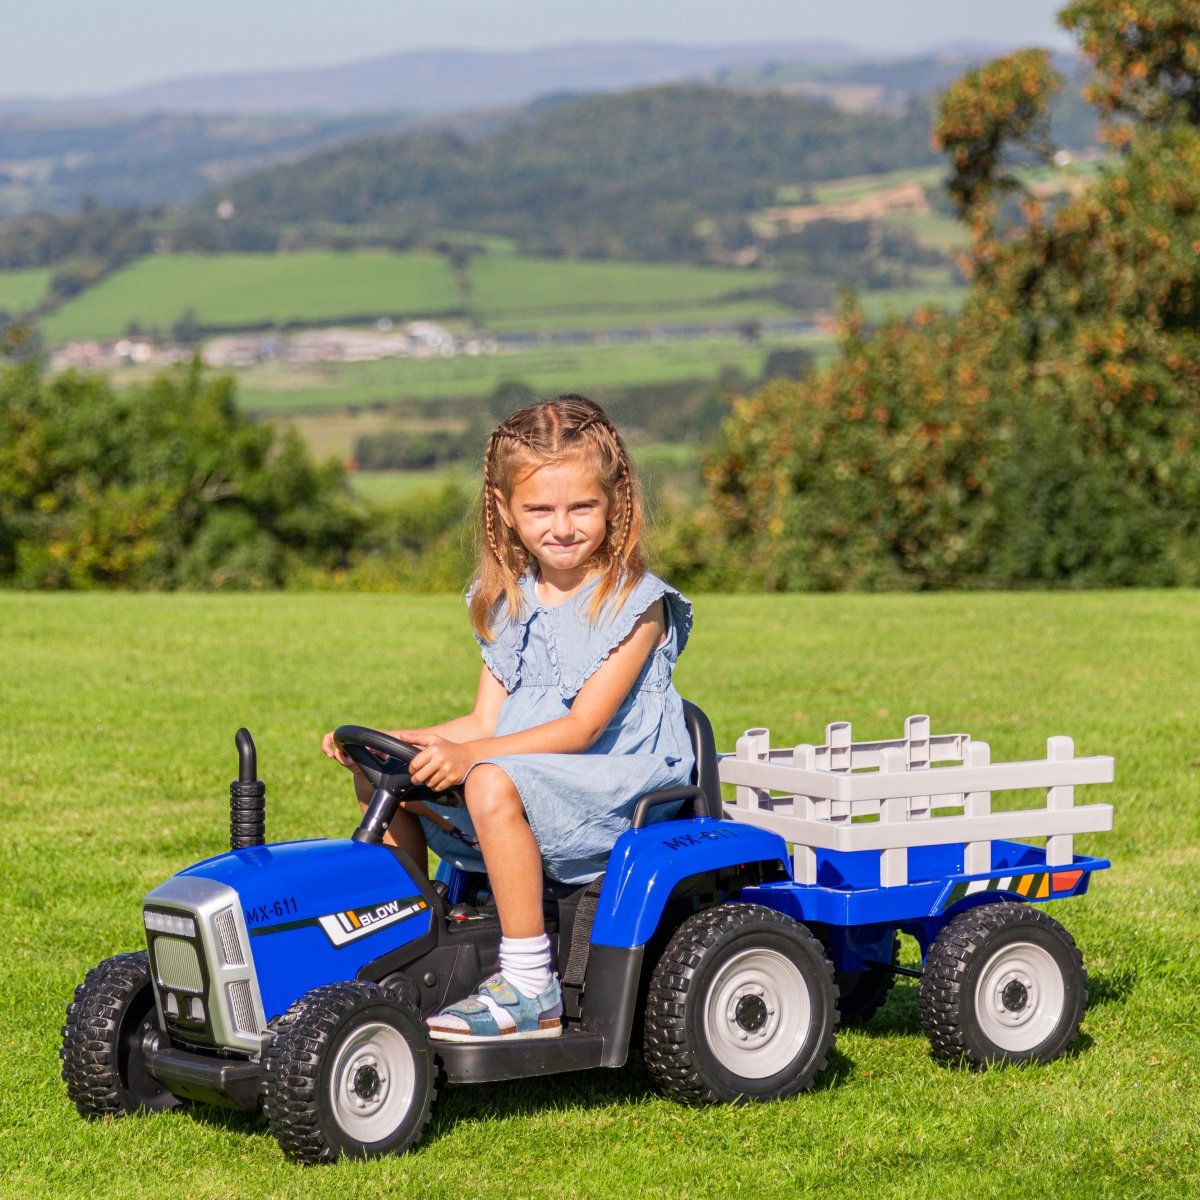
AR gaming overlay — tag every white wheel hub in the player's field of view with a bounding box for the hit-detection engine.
[974,939,1065,1052]
[328,1021,416,1141]
[704,949,810,1079]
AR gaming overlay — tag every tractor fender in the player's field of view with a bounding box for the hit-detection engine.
[589,817,790,949]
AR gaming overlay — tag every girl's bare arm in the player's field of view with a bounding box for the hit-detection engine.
[402,602,665,791]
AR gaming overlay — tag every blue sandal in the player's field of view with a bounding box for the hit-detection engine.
[427,973,563,1042]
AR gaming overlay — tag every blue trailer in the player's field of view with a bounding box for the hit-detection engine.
[61,704,1113,1163]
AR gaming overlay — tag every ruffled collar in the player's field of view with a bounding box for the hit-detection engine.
[517,570,602,615]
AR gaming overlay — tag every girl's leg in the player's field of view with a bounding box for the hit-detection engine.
[426,765,561,1040]
[353,772,429,874]
[462,764,544,939]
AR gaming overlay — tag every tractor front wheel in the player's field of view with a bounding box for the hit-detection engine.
[262,981,436,1163]
[61,951,181,1118]
[918,903,1086,1069]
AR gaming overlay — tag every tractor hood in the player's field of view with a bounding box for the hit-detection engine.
[170,838,434,1023]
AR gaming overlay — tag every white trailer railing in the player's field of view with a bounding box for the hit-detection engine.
[717,716,1115,887]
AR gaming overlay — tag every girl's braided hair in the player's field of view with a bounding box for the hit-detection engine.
[470,394,646,640]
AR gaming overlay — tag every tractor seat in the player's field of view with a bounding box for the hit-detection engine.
[628,699,723,829]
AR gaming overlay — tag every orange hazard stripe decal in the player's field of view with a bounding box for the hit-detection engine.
[942,866,1088,911]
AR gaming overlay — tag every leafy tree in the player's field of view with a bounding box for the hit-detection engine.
[0,318,44,364]
[934,49,1062,244]
[760,346,816,384]
[0,360,362,589]
[1060,0,1200,134]
[171,307,202,345]
[695,1,1200,592]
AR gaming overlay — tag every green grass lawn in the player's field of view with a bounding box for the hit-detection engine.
[0,266,54,313]
[2,590,1197,1197]
[39,251,461,343]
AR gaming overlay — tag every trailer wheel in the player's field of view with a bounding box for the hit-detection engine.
[644,903,837,1105]
[919,903,1086,1069]
[262,981,435,1164]
[61,951,181,1118]
[834,934,900,1027]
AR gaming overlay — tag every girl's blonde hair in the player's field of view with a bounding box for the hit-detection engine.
[470,394,646,640]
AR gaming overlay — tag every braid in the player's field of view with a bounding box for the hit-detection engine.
[481,435,504,565]
[589,417,635,561]
[612,467,634,558]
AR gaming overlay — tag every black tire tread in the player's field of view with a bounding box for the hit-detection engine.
[643,903,837,1105]
[918,902,1086,1069]
[261,980,435,1165]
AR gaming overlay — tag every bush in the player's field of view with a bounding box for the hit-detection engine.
[0,359,363,589]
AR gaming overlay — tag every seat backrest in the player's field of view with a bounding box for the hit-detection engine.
[681,700,723,819]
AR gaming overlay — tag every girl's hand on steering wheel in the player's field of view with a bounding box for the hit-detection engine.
[320,730,360,773]
[401,731,474,792]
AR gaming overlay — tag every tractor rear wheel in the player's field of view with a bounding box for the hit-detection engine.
[644,903,837,1105]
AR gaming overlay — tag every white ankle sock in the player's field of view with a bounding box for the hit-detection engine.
[499,933,554,998]
[428,934,556,1034]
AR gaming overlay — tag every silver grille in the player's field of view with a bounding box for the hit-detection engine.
[153,936,203,992]
[214,907,245,965]
[143,874,265,1055]
[227,980,260,1035]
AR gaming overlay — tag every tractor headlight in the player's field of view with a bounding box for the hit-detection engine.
[145,909,197,938]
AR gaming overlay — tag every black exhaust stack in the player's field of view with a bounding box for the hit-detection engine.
[230,728,266,849]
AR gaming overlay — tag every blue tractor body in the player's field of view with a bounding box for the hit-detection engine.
[169,839,434,1025]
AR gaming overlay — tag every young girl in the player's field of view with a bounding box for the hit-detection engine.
[322,394,694,1041]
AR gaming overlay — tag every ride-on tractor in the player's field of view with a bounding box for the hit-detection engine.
[61,705,1113,1163]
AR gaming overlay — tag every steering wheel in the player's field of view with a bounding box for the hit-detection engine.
[332,725,465,807]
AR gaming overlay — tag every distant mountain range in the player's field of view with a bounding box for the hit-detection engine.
[2,38,1054,116]
[0,40,1093,221]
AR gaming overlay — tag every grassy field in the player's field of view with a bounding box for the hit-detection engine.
[883,210,971,254]
[480,298,798,334]
[39,251,462,343]
[2,590,1197,1198]
[38,251,797,346]
[856,282,966,322]
[0,266,53,313]
[349,466,474,504]
[465,255,784,322]
[232,335,822,416]
[803,166,948,205]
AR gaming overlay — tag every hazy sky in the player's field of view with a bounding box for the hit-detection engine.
[2,0,1075,99]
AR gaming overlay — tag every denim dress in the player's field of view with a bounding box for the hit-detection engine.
[418,571,695,885]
